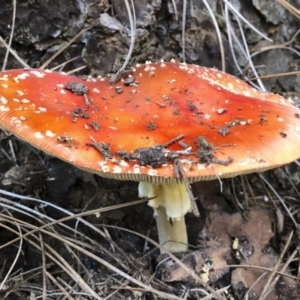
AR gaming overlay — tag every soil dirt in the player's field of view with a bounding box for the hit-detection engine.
[1,1,300,299]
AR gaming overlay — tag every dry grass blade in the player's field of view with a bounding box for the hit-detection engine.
[50,56,81,72]
[224,4,242,75]
[2,0,16,71]
[0,35,30,69]
[252,28,300,53]
[109,0,136,84]
[0,220,103,299]
[228,264,296,280]
[0,196,226,300]
[223,0,272,42]
[66,65,87,74]
[277,0,300,19]
[181,0,186,62]
[201,285,230,300]
[0,193,203,299]
[0,193,145,272]
[0,209,23,292]
[170,0,178,21]
[223,1,266,91]
[248,70,300,81]
[0,188,148,241]
[103,225,226,300]
[246,28,300,84]
[46,272,75,300]
[5,263,54,285]
[40,25,94,70]
[0,195,151,270]
[38,232,47,300]
[0,214,184,300]
[259,174,297,227]
[258,231,293,299]
[265,248,298,297]
[202,0,225,71]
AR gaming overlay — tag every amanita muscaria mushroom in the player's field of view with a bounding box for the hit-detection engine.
[1,61,300,252]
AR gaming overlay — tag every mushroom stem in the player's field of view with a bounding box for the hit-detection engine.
[155,206,188,252]
[138,181,191,252]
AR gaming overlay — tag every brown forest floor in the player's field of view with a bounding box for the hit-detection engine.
[1,0,300,299]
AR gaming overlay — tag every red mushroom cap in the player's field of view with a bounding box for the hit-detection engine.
[0,62,300,183]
